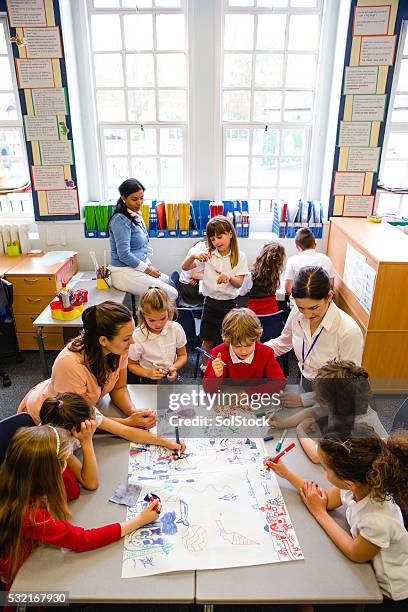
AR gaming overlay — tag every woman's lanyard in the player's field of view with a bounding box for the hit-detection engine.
[301,327,324,383]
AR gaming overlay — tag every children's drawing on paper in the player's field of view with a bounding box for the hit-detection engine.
[122,438,303,578]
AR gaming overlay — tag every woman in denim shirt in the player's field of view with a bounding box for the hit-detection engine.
[109,178,178,301]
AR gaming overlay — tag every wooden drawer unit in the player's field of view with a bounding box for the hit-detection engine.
[14,314,63,334]
[11,275,60,296]
[17,331,65,351]
[13,294,54,315]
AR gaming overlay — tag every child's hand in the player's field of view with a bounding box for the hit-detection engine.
[297,417,316,435]
[216,272,231,284]
[149,365,167,380]
[280,392,303,408]
[166,367,178,381]
[300,481,328,518]
[267,416,289,429]
[145,266,161,278]
[188,278,199,286]
[72,419,97,443]
[125,410,157,430]
[263,456,291,479]
[163,438,186,456]
[195,252,211,263]
[212,353,225,377]
[138,501,161,527]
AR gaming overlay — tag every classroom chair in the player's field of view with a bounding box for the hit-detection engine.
[171,270,203,313]
[0,413,35,464]
[390,396,408,432]
[258,310,289,377]
[0,278,24,387]
[176,307,202,379]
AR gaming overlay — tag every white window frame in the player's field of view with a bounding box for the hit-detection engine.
[86,0,189,201]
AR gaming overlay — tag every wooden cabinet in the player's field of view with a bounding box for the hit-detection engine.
[7,254,78,351]
[327,218,408,392]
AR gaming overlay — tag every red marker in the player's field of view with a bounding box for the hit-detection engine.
[272,442,295,463]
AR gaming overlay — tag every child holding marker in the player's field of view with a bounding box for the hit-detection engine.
[0,426,160,589]
[264,426,408,610]
[128,287,187,382]
[182,216,248,366]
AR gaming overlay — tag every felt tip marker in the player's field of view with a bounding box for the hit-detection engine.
[273,442,295,463]
[275,428,288,452]
[263,435,274,442]
[195,347,216,360]
[175,425,181,459]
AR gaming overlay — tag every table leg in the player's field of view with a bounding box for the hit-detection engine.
[36,326,49,378]
[131,294,136,319]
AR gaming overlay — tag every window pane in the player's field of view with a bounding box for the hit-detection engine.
[284,90,313,122]
[251,157,278,186]
[229,0,254,6]
[224,15,254,51]
[404,32,408,55]
[0,22,7,54]
[225,128,250,155]
[252,128,279,156]
[0,93,18,121]
[0,129,23,157]
[281,128,305,155]
[280,157,303,186]
[286,55,316,88]
[257,0,288,6]
[156,15,185,51]
[289,15,319,51]
[126,54,155,87]
[376,192,401,215]
[106,157,129,186]
[97,90,125,121]
[155,0,181,6]
[226,157,249,186]
[91,15,121,51]
[131,128,157,155]
[290,0,317,7]
[122,0,152,6]
[224,54,252,87]
[128,90,156,121]
[157,54,186,87]
[382,160,408,186]
[160,157,183,186]
[158,90,186,121]
[391,95,408,122]
[131,157,158,185]
[223,91,251,121]
[0,157,28,188]
[253,91,281,122]
[104,128,128,155]
[160,127,183,154]
[257,15,286,51]
[251,188,275,199]
[94,0,120,6]
[225,188,249,198]
[254,54,284,87]
[0,57,13,90]
[279,186,301,203]
[397,59,408,92]
[123,15,153,51]
[94,54,123,87]
[386,133,408,159]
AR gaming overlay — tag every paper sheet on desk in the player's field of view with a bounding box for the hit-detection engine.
[40,250,77,265]
[122,438,303,577]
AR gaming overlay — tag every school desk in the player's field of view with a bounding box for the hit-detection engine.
[11,386,382,607]
[33,272,127,379]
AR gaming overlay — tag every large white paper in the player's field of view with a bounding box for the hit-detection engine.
[7,0,46,27]
[16,59,54,89]
[361,263,376,312]
[31,165,67,191]
[338,121,371,147]
[333,172,365,196]
[24,27,62,59]
[123,438,303,578]
[24,115,58,141]
[353,6,391,36]
[46,190,79,214]
[347,147,380,172]
[343,244,366,300]
[32,89,68,116]
[344,67,378,95]
[351,94,386,121]
[39,141,73,165]
[360,35,396,66]
[343,195,374,217]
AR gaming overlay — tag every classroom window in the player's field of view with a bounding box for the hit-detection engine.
[87,0,188,201]
[378,22,408,218]
[0,17,30,199]
[221,0,322,206]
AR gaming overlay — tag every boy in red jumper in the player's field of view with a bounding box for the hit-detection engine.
[203,308,285,391]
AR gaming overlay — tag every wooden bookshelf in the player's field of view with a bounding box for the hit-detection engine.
[327,218,408,392]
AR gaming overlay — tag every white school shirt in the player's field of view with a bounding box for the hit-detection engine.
[129,321,187,370]
[179,241,207,284]
[340,490,408,601]
[194,249,248,300]
[266,301,363,382]
[285,249,335,307]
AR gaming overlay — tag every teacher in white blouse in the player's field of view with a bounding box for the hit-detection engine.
[266,266,364,408]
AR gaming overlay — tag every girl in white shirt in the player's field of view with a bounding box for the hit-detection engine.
[266,266,363,407]
[182,215,248,364]
[265,425,408,610]
[128,287,187,382]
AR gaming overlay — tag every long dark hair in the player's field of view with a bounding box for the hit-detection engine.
[108,178,145,227]
[69,301,133,386]
[252,242,285,295]
[292,266,331,300]
[40,392,93,432]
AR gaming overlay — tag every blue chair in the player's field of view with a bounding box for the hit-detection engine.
[391,397,408,432]
[176,307,202,378]
[170,270,180,288]
[258,310,289,377]
[0,413,35,464]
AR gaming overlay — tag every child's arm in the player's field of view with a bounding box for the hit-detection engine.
[216,273,244,288]
[167,346,188,381]
[268,407,317,429]
[68,420,99,490]
[128,358,166,380]
[263,457,306,491]
[296,418,320,464]
[98,415,186,454]
[182,252,210,271]
[300,482,380,562]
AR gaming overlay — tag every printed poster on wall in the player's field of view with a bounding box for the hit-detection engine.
[24,116,59,141]
[343,243,366,300]
[353,5,391,36]
[31,89,68,116]
[24,27,63,59]
[351,94,386,121]
[31,165,69,191]
[359,35,396,66]
[343,195,375,217]
[6,0,46,27]
[15,58,55,89]
[338,121,372,147]
[333,171,366,196]
[46,190,79,215]
[347,147,380,172]
[38,141,74,165]
[343,67,378,95]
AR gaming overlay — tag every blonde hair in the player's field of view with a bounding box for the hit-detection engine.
[138,287,175,337]
[206,215,239,268]
[222,308,262,345]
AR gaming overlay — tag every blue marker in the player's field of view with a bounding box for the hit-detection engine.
[263,435,274,442]
[175,425,181,459]
[195,347,216,360]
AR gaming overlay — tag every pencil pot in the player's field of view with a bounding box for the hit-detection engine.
[96,278,110,290]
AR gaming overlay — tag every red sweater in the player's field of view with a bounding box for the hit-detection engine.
[203,341,285,394]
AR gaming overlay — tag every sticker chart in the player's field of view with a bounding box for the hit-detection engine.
[122,438,303,578]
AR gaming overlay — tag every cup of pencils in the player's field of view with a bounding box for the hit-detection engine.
[90,250,110,290]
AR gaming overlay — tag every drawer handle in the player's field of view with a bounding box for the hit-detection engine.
[24,278,40,283]
[27,297,41,303]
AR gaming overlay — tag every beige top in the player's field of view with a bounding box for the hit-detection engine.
[18,345,128,423]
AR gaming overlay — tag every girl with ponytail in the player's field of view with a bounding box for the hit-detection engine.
[247,242,286,315]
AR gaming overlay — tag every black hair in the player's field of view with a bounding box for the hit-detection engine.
[292,266,332,301]
[108,178,145,226]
